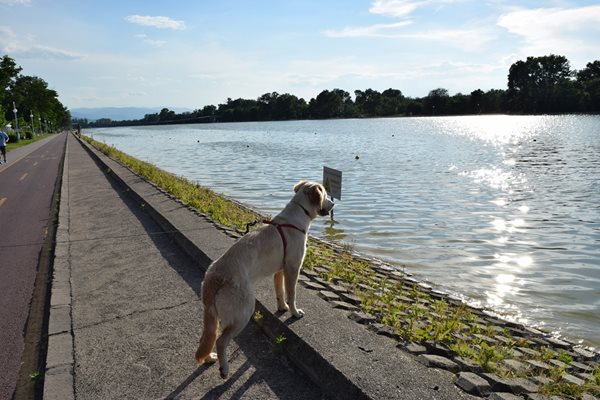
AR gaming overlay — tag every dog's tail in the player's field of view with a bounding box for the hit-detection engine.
[195,281,219,364]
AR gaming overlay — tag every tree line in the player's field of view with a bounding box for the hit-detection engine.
[77,54,600,128]
[1,55,71,139]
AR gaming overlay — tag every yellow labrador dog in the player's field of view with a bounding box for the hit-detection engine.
[195,180,334,378]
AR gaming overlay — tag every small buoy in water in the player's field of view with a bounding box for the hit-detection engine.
[355,155,360,160]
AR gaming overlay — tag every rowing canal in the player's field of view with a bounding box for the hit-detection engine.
[89,115,600,347]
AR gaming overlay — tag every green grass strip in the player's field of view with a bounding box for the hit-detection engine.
[6,134,53,152]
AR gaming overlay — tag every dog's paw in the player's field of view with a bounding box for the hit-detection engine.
[219,365,229,379]
[205,353,218,364]
[292,308,305,318]
[277,303,290,312]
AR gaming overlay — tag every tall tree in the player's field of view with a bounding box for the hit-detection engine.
[379,88,404,116]
[507,54,573,113]
[424,88,449,115]
[577,60,600,111]
[1,55,70,130]
[0,55,22,100]
[310,89,350,119]
[0,55,23,126]
[354,89,381,116]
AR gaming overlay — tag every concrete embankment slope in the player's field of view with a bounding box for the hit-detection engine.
[45,133,475,399]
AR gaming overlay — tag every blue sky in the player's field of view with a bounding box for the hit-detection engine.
[2,0,599,111]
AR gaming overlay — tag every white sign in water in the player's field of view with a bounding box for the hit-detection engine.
[323,166,342,200]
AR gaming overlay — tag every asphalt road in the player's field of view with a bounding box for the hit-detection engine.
[0,133,66,400]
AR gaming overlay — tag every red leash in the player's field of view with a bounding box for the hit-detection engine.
[263,220,306,262]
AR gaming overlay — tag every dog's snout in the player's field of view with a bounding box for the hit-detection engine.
[319,199,335,216]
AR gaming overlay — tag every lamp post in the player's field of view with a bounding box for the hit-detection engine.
[30,111,35,137]
[12,101,20,143]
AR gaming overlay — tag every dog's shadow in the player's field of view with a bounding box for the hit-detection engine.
[164,364,211,399]
[274,310,303,326]
[164,361,256,400]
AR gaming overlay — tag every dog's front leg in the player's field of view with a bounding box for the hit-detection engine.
[274,270,288,312]
[284,267,304,318]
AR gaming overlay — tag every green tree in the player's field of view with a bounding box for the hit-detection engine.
[482,89,506,113]
[0,55,22,100]
[507,54,573,113]
[354,88,381,116]
[448,93,470,115]
[424,88,449,115]
[200,104,217,116]
[2,55,70,131]
[1,55,23,128]
[271,93,307,120]
[577,60,600,111]
[310,89,351,119]
[158,107,176,121]
[470,89,484,113]
[405,99,423,115]
[379,88,404,116]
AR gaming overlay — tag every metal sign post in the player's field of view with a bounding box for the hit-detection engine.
[323,166,342,220]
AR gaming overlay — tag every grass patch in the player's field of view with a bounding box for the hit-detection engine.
[6,134,53,152]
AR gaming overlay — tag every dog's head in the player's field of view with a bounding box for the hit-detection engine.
[293,180,335,217]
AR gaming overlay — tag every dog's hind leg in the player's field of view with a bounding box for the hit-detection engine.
[195,306,218,364]
[274,270,288,311]
[216,318,247,379]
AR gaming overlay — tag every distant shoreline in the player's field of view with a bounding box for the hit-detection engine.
[80,111,600,129]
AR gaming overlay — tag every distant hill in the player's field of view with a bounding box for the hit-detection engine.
[70,107,192,122]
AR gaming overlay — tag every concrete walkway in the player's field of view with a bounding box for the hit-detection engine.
[45,133,475,399]
[44,134,324,399]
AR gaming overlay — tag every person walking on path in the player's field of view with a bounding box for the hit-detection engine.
[0,127,9,164]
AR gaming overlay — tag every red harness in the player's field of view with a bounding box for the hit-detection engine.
[263,220,306,262]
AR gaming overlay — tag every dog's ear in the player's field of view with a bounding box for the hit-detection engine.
[294,180,309,193]
[307,184,325,207]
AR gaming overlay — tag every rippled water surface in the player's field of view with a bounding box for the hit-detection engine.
[90,115,600,346]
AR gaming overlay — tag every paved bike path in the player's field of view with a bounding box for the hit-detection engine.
[0,133,66,400]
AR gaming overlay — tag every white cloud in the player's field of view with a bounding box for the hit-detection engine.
[403,27,495,51]
[324,22,494,51]
[497,5,600,62]
[0,26,83,60]
[0,0,31,5]
[369,0,425,18]
[367,0,465,18]
[14,45,83,60]
[134,34,166,47]
[325,0,493,51]
[324,21,413,37]
[125,15,186,30]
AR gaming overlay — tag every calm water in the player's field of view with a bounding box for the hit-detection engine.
[90,115,600,346]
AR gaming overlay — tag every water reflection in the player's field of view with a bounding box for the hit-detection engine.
[323,218,346,242]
